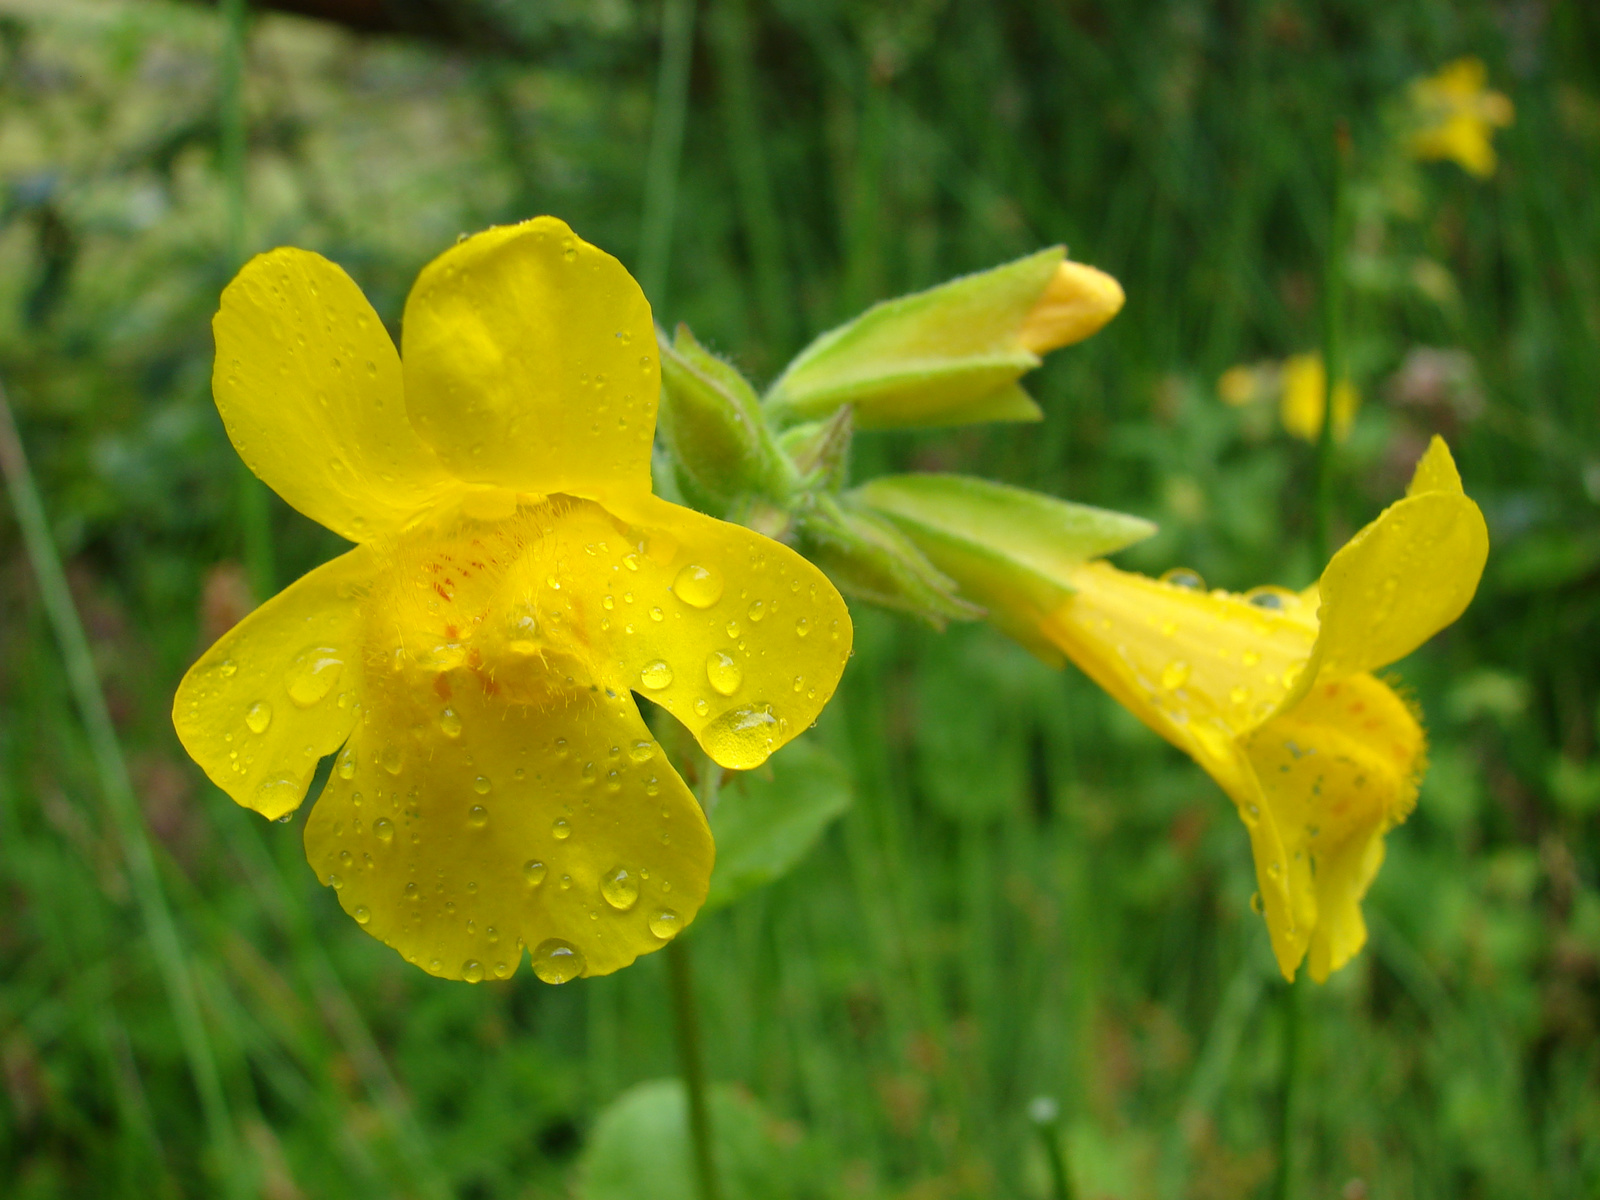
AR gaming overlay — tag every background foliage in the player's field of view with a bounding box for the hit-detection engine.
[1,0,1598,1196]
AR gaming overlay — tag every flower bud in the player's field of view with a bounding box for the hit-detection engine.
[765,247,1122,431]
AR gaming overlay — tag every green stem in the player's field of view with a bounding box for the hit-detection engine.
[1271,973,1305,1200]
[1310,123,1349,567]
[1028,1097,1077,1200]
[0,382,241,1194]
[638,0,698,305]
[220,0,274,600]
[666,937,722,1200]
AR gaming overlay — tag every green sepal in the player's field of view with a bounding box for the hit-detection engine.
[764,247,1063,430]
[775,403,853,492]
[656,324,796,505]
[703,737,853,913]
[796,493,983,628]
[854,473,1156,662]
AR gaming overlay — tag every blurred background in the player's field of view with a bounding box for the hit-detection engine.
[1,0,1597,1196]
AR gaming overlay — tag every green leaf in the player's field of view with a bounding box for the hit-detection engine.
[704,737,853,912]
[580,1079,801,1200]
[764,248,1062,430]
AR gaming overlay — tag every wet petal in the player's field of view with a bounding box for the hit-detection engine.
[303,662,711,983]
[1038,561,1319,775]
[595,495,853,769]
[401,217,657,500]
[1244,673,1424,981]
[214,249,460,542]
[1296,439,1487,693]
[173,547,375,819]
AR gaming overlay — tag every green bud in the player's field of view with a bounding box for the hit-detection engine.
[657,324,796,507]
[796,493,982,628]
[854,474,1156,663]
[775,404,853,492]
[764,247,1122,431]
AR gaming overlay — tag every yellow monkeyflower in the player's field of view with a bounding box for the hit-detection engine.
[864,439,1486,981]
[1279,353,1359,443]
[174,218,852,985]
[1408,57,1514,178]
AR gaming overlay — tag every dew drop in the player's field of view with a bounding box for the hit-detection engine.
[706,651,743,696]
[1160,661,1191,690]
[600,866,640,911]
[373,818,394,843]
[245,701,273,734]
[1246,587,1293,611]
[649,909,681,940]
[530,938,585,984]
[552,818,572,840]
[795,617,810,638]
[694,697,709,716]
[1160,568,1206,591]
[380,745,403,775]
[336,754,357,780]
[255,774,297,808]
[326,873,343,890]
[354,905,371,924]
[219,658,238,678]
[1250,891,1264,915]
[523,860,547,887]
[629,739,656,763]
[468,805,489,828]
[285,646,344,707]
[674,564,724,608]
[640,659,675,690]
[462,960,485,984]
[473,775,492,795]
[747,599,766,622]
[701,703,780,768]
[493,961,511,979]
[404,882,420,901]
[439,707,463,738]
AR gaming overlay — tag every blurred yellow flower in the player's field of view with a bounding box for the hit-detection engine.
[174,217,851,984]
[1217,363,1265,407]
[1036,438,1485,980]
[1280,353,1359,442]
[1408,57,1514,178]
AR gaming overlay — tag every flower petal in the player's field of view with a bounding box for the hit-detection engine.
[1300,439,1487,690]
[401,217,658,500]
[1244,673,1424,981]
[214,249,460,542]
[173,547,375,819]
[303,669,711,983]
[584,495,854,770]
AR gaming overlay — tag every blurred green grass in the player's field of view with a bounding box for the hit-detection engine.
[1,0,1598,1197]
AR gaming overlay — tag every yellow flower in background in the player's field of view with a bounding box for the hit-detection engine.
[1037,439,1485,980]
[1280,353,1359,443]
[1408,57,1514,178]
[174,217,852,984]
[864,439,1487,982]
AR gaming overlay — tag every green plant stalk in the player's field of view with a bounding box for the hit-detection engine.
[0,382,241,1195]
[1310,124,1349,568]
[220,0,274,601]
[1272,973,1305,1200]
[1029,1100,1077,1200]
[638,0,697,305]
[666,936,722,1200]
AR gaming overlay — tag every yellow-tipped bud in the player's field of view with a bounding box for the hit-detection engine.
[1016,260,1126,354]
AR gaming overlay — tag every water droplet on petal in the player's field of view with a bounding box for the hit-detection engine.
[380,745,403,775]
[747,599,766,622]
[693,697,709,716]
[706,651,743,696]
[1250,891,1264,914]
[552,818,572,840]
[354,905,371,924]
[701,703,780,768]
[285,646,343,707]
[1246,587,1294,611]
[1160,568,1206,591]
[246,701,273,734]
[404,882,420,901]
[640,660,674,689]
[795,617,810,638]
[462,960,485,983]
[374,818,394,843]
[468,804,489,828]
[219,659,238,678]
[531,938,585,983]
[674,564,724,608]
[1160,661,1191,690]
[336,754,357,780]
[649,909,681,940]
[473,775,491,795]
[601,866,640,911]
[523,860,547,887]
[439,707,463,738]
[629,739,656,763]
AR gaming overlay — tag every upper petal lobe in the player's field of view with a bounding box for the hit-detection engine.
[214,249,460,542]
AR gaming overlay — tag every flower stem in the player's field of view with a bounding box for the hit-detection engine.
[638,0,697,304]
[1272,972,1305,1200]
[219,0,274,600]
[1311,122,1350,567]
[665,937,722,1200]
[1028,1097,1077,1200]
[0,381,242,1194]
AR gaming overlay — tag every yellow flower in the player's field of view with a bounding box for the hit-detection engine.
[862,440,1486,982]
[1015,260,1125,355]
[1280,353,1358,443]
[1036,438,1485,980]
[1407,57,1514,178]
[174,218,852,984]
